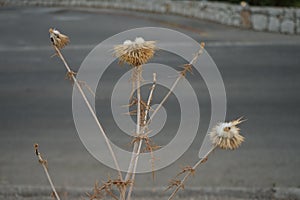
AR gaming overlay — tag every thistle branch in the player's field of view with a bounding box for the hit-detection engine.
[126,73,157,200]
[34,144,61,200]
[52,45,123,180]
[141,43,205,136]
[167,146,217,200]
[124,67,142,183]
[144,73,157,126]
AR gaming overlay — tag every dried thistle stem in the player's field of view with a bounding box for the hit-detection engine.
[143,73,157,126]
[142,76,181,135]
[141,43,205,136]
[127,66,142,200]
[53,46,123,180]
[34,144,61,200]
[167,146,217,200]
[136,66,142,141]
[126,44,204,199]
[125,67,142,183]
[126,73,157,200]
[126,139,143,200]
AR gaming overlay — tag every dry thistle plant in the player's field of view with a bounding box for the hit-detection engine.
[45,28,127,200]
[34,28,246,200]
[113,37,159,200]
[167,118,245,200]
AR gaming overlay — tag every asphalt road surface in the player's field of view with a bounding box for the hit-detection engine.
[1,6,300,192]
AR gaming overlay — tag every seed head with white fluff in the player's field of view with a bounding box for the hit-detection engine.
[49,28,70,49]
[209,118,245,150]
[114,37,156,67]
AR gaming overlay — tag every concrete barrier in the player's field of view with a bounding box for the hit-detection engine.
[2,0,300,35]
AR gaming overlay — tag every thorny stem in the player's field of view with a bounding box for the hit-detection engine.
[125,67,142,183]
[167,146,217,200]
[126,73,157,200]
[136,67,142,146]
[34,144,60,200]
[126,139,143,200]
[119,187,126,200]
[144,73,157,126]
[128,66,142,200]
[141,43,205,136]
[126,45,204,199]
[53,46,123,180]
[142,76,181,135]
[125,67,143,200]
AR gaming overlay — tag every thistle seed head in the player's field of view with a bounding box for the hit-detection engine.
[49,28,70,49]
[210,117,245,150]
[114,37,156,67]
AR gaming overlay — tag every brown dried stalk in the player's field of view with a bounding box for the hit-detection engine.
[86,181,103,200]
[143,73,157,127]
[50,36,123,180]
[165,179,184,192]
[175,165,196,178]
[87,178,132,200]
[124,66,143,200]
[140,42,205,136]
[129,133,160,176]
[127,66,142,200]
[167,146,217,200]
[125,98,149,126]
[126,73,157,200]
[114,39,157,196]
[126,44,204,199]
[34,144,61,200]
[124,67,142,183]
[168,118,245,200]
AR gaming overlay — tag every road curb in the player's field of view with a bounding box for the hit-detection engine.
[1,185,299,200]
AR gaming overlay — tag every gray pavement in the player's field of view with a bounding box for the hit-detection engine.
[0,5,300,197]
[1,185,300,200]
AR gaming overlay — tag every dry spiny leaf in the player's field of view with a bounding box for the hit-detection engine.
[65,70,77,81]
[175,166,195,178]
[180,64,193,77]
[89,178,132,200]
[165,179,184,192]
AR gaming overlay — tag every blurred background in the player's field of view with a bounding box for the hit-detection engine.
[0,0,300,197]
[208,0,300,7]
